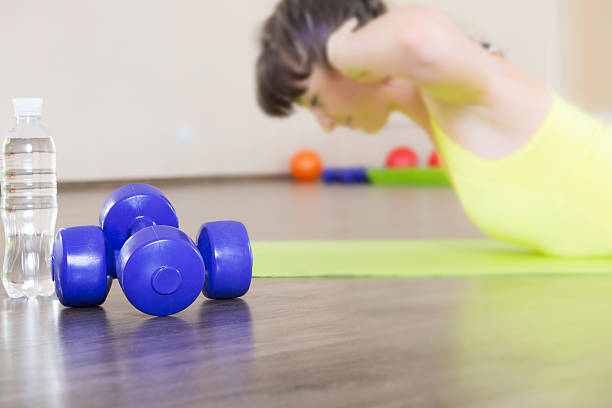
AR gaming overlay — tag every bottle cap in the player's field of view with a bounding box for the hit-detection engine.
[12,98,43,118]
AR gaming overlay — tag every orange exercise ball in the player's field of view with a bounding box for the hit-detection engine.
[290,150,323,182]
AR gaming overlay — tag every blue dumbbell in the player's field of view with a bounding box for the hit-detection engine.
[52,183,253,316]
[196,221,252,299]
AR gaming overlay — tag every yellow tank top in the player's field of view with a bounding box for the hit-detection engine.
[431,94,612,257]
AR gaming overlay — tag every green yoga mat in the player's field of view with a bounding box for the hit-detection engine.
[252,240,612,278]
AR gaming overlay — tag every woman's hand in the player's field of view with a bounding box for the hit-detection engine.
[326,18,388,83]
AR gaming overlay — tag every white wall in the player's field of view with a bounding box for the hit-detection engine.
[0,0,563,182]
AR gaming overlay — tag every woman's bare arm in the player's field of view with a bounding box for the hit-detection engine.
[327,6,497,105]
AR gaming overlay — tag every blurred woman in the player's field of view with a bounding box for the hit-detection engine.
[256,0,612,257]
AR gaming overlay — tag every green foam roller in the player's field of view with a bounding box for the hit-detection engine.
[366,168,451,186]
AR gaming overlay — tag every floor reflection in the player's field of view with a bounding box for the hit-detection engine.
[198,298,253,351]
[55,298,254,405]
[58,307,116,368]
[199,299,253,364]
[447,277,612,407]
[127,315,199,373]
[198,299,254,387]
[0,297,64,408]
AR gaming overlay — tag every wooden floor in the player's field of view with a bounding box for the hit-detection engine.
[1,179,611,407]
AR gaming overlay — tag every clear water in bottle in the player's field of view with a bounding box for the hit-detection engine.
[1,98,57,298]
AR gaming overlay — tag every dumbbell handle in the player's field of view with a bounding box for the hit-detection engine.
[129,216,156,236]
[105,217,157,279]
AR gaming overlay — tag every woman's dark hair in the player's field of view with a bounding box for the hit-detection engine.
[256,0,387,117]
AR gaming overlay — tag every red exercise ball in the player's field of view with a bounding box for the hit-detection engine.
[291,150,323,182]
[428,151,441,167]
[385,147,419,168]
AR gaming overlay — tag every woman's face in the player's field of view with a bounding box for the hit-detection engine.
[298,66,393,134]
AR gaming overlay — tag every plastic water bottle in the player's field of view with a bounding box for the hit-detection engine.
[1,98,57,298]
